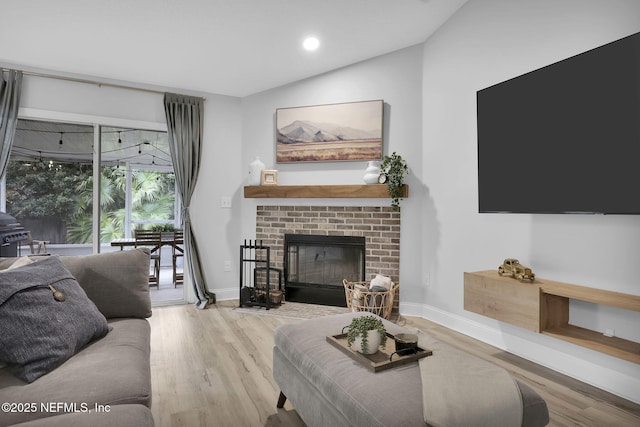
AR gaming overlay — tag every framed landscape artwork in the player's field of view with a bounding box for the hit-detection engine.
[276,99,383,163]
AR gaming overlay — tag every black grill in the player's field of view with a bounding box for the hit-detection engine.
[0,212,29,257]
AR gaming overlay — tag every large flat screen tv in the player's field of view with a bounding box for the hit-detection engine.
[477,31,640,214]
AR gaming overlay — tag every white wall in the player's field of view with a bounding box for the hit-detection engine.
[417,0,640,403]
[231,45,424,303]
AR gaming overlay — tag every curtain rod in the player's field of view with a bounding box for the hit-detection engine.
[4,68,205,100]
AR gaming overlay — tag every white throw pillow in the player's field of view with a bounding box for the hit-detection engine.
[369,274,392,290]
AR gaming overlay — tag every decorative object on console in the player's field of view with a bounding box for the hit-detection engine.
[276,99,383,163]
[363,160,381,184]
[380,151,409,210]
[248,156,265,185]
[345,315,387,354]
[261,169,278,185]
[498,258,535,281]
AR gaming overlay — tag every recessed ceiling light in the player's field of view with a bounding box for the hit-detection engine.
[303,36,320,51]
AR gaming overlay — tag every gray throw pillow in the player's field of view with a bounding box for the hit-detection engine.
[61,248,152,319]
[367,285,388,307]
[0,256,109,383]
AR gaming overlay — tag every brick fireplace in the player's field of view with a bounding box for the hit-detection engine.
[255,205,400,314]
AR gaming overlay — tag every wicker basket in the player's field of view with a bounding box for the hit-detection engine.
[343,279,398,320]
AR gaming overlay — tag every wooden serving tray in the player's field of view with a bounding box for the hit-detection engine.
[326,332,432,372]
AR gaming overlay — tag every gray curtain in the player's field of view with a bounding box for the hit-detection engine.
[0,69,23,180]
[163,92,215,309]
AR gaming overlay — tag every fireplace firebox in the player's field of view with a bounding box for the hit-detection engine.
[284,234,365,306]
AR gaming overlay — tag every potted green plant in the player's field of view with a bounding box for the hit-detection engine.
[150,224,176,232]
[150,224,176,239]
[380,151,408,210]
[346,315,387,354]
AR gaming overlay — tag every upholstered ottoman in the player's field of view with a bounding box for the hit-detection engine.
[273,312,549,427]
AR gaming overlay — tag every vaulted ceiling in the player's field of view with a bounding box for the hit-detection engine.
[1,0,467,97]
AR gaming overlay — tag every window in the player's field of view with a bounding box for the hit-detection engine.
[4,119,176,256]
[100,126,176,241]
[5,120,95,248]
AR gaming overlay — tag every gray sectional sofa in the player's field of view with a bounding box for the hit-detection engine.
[0,249,154,427]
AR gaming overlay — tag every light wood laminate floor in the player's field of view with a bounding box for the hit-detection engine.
[149,301,640,426]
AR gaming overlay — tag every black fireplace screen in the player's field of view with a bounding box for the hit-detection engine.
[284,234,365,306]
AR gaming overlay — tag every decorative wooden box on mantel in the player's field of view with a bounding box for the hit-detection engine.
[243,184,408,199]
[464,270,640,363]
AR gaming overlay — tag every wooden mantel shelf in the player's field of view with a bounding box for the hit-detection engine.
[243,184,408,199]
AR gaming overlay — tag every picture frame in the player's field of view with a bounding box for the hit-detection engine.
[276,99,383,163]
[261,169,278,185]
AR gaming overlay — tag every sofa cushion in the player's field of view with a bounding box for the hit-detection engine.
[61,248,152,319]
[0,257,109,383]
[0,318,152,427]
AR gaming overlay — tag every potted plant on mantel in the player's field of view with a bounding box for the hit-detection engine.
[380,151,409,210]
[346,315,387,355]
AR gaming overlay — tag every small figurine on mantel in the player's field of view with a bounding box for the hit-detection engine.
[498,258,535,281]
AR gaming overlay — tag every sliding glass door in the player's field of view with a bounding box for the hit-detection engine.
[3,119,177,254]
[4,119,95,255]
[4,118,184,304]
[99,126,176,241]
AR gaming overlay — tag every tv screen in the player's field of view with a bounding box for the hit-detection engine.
[477,31,640,214]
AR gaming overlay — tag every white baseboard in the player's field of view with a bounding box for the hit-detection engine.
[214,287,240,302]
[400,302,640,404]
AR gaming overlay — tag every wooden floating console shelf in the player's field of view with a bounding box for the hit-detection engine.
[243,184,408,199]
[464,270,640,364]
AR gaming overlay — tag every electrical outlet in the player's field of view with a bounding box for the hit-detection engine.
[224,260,232,272]
[220,196,232,208]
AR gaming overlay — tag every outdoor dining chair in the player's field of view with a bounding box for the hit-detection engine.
[134,230,162,288]
[172,230,184,287]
